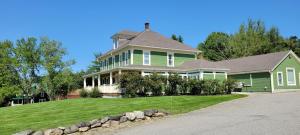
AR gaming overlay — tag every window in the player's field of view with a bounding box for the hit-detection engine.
[113,39,118,49]
[277,72,283,86]
[143,51,150,65]
[167,53,174,67]
[286,68,296,85]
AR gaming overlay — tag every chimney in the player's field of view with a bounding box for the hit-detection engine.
[145,22,150,31]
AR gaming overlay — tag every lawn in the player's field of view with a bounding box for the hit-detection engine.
[0,94,246,135]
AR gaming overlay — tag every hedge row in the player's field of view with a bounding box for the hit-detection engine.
[120,72,236,98]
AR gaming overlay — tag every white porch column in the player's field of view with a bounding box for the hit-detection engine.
[92,76,95,88]
[98,74,101,87]
[141,70,145,77]
[199,71,204,80]
[213,72,216,79]
[83,77,87,89]
[109,72,113,86]
[225,72,228,80]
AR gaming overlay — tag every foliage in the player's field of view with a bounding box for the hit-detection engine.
[120,71,143,98]
[79,89,89,98]
[14,37,41,97]
[89,88,102,98]
[189,79,204,95]
[202,79,221,95]
[0,41,21,106]
[40,37,75,99]
[165,74,182,95]
[222,78,237,94]
[86,52,102,74]
[198,19,300,60]
[198,32,232,61]
[143,73,166,96]
[171,34,184,43]
[179,79,189,95]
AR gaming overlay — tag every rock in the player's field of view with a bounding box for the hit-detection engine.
[58,127,65,130]
[134,111,145,119]
[44,128,63,135]
[64,125,78,134]
[91,122,102,128]
[76,121,91,128]
[100,116,109,123]
[145,116,151,120]
[125,112,136,121]
[109,115,122,121]
[110,120,120,126]
[144,109,158,117]
[153,112,165,117]
[13,130,34,135]
[89,119,100,125]
[32,131,43,135]
[119,116,128,123]
[78,127,90,132]
[102,120,111,128]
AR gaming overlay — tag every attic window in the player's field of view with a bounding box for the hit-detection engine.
[113,39,119,49]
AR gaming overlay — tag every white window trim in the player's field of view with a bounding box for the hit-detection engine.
[167,52,174,67]
[286,67,296,86]
[277,72,284,86]
[143,50,151,65]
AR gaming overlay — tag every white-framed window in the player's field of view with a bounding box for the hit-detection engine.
[286,67,296,86]
[113,39,118,49]
[167,52,174,67]
[143,50,150,65]
[277,72,283,86]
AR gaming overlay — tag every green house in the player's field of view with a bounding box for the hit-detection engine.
[83,23,228,95]
[217,50,300,93]
[83,22,300,94]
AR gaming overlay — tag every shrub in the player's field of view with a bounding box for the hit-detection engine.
[79,89,88,98]
[120,71,143,98]
[165,74,182,95]
[189,79,204,95]
[143,73,166,96]
[202,79,221,95]
[179,79,189,95]
[222,78,236,94]
[89,88,102,98]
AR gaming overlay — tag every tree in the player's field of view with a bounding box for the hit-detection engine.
[0,41,20,106]
[165,73,182,95]
[143,73,166,96]
[171,34,184,43]
[198,32,232,61]
[40,37,75,99]
[119,71,143,97]
[14,37,41,99]
[86,52,102,74]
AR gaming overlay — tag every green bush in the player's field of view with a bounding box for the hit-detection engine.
[165,74,182,95]
[202,79,221,95]
[89,88,102,98]
[144,73,166,96]
[79,89,88,98]
[222,78,236,94]
[189,79,204,95]
[179,79,189,95]
[120,71,143,98]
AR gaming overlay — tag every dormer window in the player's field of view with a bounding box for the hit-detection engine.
[113,39,119,49]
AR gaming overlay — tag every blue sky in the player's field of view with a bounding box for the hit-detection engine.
[1,0,299,72]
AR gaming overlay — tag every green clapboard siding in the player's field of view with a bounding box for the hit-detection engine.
[151,51,167,66]
[230,72,271,92]
[174,53,195,66]
[203,73,214,80]
[133,50,143,65]
[272,54,300,90]
[215,73,226,81]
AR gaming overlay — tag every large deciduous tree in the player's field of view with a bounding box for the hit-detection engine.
[40,37,75,99]
[0,41,20,106]
[14,37,41,98]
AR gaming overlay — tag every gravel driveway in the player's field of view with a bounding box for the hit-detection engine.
[108,92,300,135]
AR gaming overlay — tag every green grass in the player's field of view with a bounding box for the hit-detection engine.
[0,94,246,135]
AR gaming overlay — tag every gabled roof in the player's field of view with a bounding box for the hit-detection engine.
[216,50,291,74]
[99,30,199,59]
[179,59,229,71]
